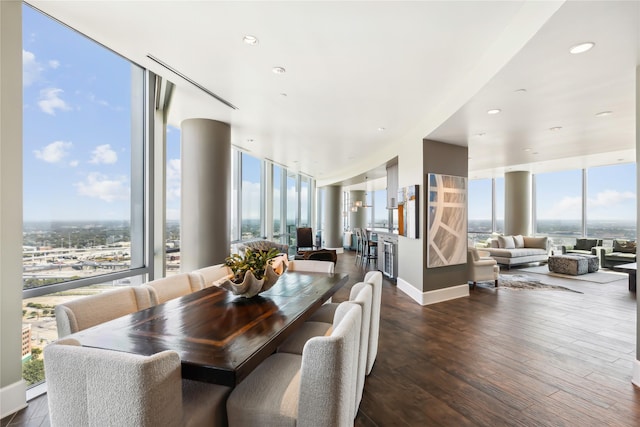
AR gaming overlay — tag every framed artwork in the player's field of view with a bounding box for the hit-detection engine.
[427,173,467,268]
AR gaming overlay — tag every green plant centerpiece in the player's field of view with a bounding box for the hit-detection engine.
[220,248,287,298]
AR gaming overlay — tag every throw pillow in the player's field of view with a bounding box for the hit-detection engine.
[523,236,548,250]
[614,240,637,253]
[513,235,525,248]
[498,235,515,249]
[575,239,587,251]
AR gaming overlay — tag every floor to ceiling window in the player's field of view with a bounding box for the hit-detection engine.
[22,4,148,388]
[586,163,636,240]
[468,178,493,243]
[286,170,299,248]
[166,124,181,271]
[272,164,283,242]
[241,152,262,240]
[535,169,582,245]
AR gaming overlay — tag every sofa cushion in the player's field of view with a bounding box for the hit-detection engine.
[613,240,636,254]
[523,236,548,250]
[485,248,547,258]
[498,235,515,249]
[513,235,525,248]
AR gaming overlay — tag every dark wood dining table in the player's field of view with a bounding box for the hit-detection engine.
[69,271,348,387]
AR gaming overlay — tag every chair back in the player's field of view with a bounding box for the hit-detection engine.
[190,264,232,288]
[346,282,372,417]
[143,272,203,305]
[55,286,151,337]
[298,303,361,427]
[363,270,382,374]
[296,227,315,251]
[44,338,183,427]
[288,259,335,273]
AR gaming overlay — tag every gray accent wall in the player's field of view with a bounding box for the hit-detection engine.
[180,119,231,271]
[422,139,468,292]
[505,171,532,236]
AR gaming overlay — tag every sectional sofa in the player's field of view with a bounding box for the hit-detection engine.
[597,239,637,269]
[483,235,549,267]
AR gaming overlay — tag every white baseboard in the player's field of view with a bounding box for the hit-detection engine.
[397,277,469,305]
[1,379,27,419]
[633,359,640,388]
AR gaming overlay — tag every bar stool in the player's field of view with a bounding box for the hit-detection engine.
[362,229,378,267]
[354,228,364,265]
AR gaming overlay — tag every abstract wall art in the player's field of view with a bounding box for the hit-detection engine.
[427,173,467,268]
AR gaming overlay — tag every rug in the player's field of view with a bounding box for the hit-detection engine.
[476,274,581,293]
[518,265,626,284]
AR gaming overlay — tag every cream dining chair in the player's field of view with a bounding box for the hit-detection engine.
[44,338,230,427]
[142,272,204,305]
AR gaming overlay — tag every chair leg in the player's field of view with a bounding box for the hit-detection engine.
[494,279,498,287]
[472,281,477,289]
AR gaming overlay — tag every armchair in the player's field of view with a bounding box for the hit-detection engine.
[561,238,603,255]
[468,247,500,288]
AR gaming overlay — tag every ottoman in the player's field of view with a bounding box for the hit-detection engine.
[571,254,599,272]
[548,255,590,275]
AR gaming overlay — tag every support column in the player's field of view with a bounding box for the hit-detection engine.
[180,119,230,272]
[0,0,27,417]
[504,171,532,236]
[349,190,367,230]
[323,185,342,249]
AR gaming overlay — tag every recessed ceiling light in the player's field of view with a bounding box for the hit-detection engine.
[595,110,612,117]
[523,148,532,152]
[514,88,527,93]
[532,152,539,155]
[377,127,386,132]
[569,42,595,54]
[475,132,486,137]
[272,66,286,74]
[617,158,625,162]
[487,109,501,115]
[243,35,258,45]
[247,139,254,143]
[549,126,562,131]
[280,93,287,97]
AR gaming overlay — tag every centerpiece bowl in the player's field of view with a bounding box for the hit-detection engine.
[219,248,287,298]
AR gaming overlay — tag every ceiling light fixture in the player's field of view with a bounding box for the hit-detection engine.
[247,139,254,143]
[272,66,286,74]
[280,93,288,97]
[549,126,562,131]
[242,35,259,45]
[569,42,595,54]
[515,88,527,93]
[487,109,501,115]
[377,127,386,132]
[595,110,612,117]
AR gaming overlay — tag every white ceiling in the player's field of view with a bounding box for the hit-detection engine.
[28,1,639,186]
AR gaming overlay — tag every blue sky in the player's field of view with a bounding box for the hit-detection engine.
[23,5,135,221]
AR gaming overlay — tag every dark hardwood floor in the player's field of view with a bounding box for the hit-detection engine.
[4,251,640,426]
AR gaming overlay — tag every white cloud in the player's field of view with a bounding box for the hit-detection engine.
[242,181,262,220]
[69,160,79,167]
[38,87,71,115]
[545,195,581,219]
[74,172,128,202]
[588,189,635,207]
[33,140,72,163]
[167,158,181,201]
[89,144,118,164]
[48,60,60,69]
[23,50,43,87]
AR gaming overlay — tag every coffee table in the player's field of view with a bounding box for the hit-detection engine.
[612,262,636,292]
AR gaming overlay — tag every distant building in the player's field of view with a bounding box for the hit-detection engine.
[21,324,32,362]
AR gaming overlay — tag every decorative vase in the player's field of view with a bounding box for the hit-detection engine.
[219,256,287,298]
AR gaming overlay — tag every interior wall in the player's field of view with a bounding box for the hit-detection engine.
[323,185,342,249]
[422,139,468,292]
[0,0,27,415]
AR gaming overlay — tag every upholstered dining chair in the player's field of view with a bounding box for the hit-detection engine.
[277,283,372,418]
[44,338,230,427]
[305,270,382,375]
[226,303,361,427]
[287,259,335,274]
[190,263,232,288]
[142,272,204,305]
[55,286,152,337]
[468,246,500,288]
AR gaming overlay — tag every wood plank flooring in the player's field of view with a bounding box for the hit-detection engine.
[4,252,640,426]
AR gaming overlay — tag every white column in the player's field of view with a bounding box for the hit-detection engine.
[505,171,532,236]
[0,0,27,417]
[180,119,231,272]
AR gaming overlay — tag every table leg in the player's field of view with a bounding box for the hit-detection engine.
[628,272,636,292]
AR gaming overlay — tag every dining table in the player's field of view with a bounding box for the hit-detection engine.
[68,270,348,387]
